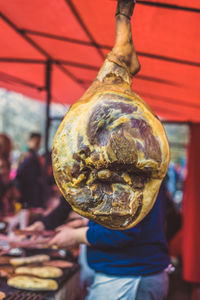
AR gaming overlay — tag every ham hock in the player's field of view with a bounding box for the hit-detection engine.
[52,0,170,230]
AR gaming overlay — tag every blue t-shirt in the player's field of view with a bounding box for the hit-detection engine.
[86,183,170,276]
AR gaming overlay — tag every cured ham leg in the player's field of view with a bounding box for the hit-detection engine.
[52,0,170,230]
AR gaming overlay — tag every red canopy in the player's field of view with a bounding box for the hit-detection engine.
[0,0,200,122]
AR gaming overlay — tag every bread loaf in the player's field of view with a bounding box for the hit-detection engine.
[15,266,63,278]
[7,276,58,291]
[10,255,50,267]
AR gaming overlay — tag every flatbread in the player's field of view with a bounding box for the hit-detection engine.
[7,276,58,291]
[15,266,63,278]
[10,254,50,267]
[43,260,73,268]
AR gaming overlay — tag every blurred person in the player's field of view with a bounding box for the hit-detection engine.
[164,176,182,243]
[0,158,19,217]
[167,162,177,199]
[0,133,12,161]
[14,132,44,209]
[38,151,63,218]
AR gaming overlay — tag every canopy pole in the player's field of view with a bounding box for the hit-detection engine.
[43,60,52,206]
[45,59,52,154]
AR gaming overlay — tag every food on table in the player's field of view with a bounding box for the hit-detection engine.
[15,266,63,278]
[43,260,73,268]
[7,275,58,291]
[10,254,50,267]
[52,0,169,230]
[0,256,11,265]
[0,266,14,278]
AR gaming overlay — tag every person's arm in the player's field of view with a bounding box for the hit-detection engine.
[25,196,72,233]
[49,226,90,248]
[48,221,141,250]
[25,220,45,232]
[42,196,72,230]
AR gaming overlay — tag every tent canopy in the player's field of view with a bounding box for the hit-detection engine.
[0,0,200,122]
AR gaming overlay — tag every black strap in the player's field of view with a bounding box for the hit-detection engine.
[115,12,131,20]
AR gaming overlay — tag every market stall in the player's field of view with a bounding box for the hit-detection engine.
[0,0,200,298]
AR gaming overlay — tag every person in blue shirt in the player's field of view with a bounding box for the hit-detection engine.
[49,180,171,300]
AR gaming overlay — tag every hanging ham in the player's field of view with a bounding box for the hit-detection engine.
[52,0,170,230]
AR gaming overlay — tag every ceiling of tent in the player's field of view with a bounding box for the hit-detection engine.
[0,0,200,122]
